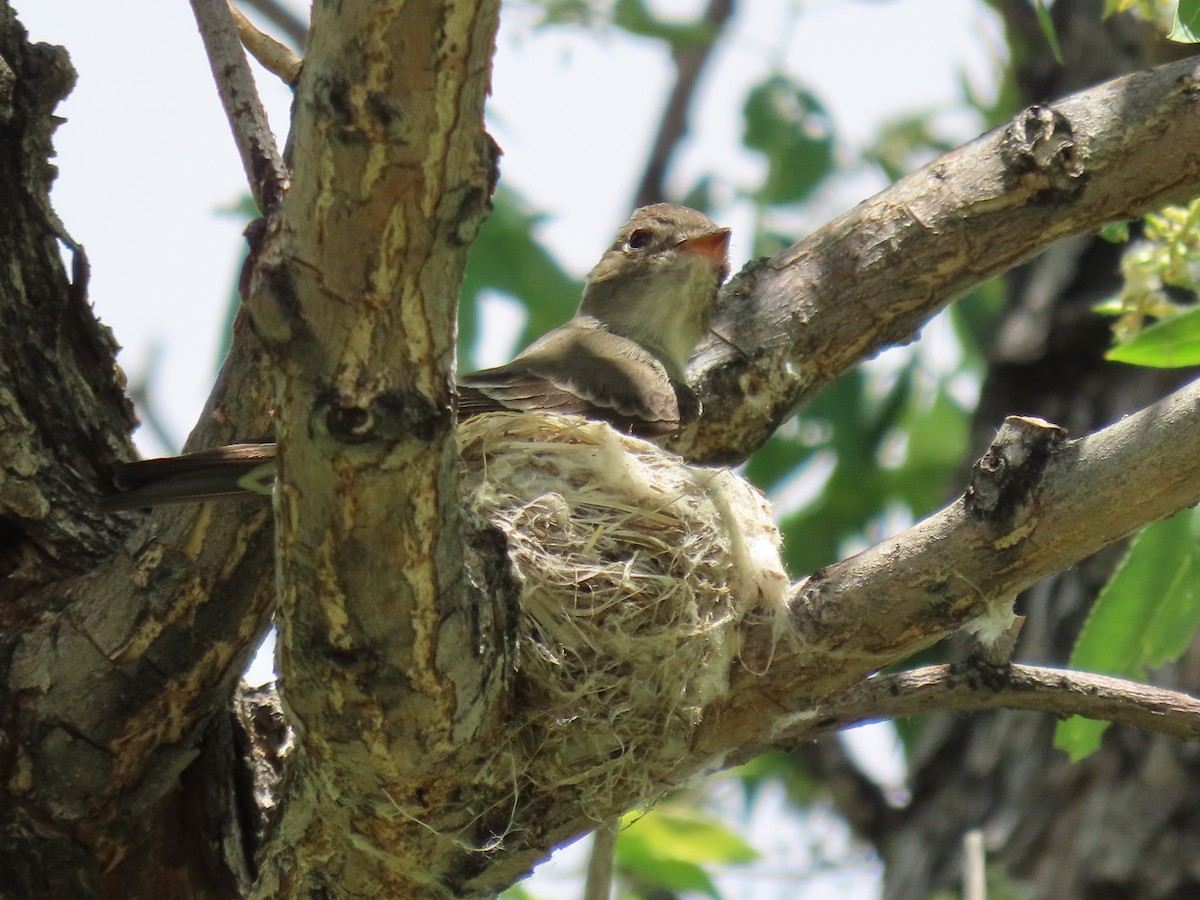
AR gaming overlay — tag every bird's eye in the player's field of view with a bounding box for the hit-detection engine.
[626,228,652,250]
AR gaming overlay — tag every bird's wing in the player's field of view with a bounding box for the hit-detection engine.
[456,326,694,438]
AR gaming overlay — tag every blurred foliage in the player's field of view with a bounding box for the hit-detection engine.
[862,112,958,183]
[612,0,722,46]
[1095,198,1200,367]
[1033,0,1066,63]
[735,750,825,808]
[498,885,538,900]
[460,184,583,368]
[742,75,834,207]
[534,0,724,47]
[1106,0,1200,41]
[1055,507,1200,759]
[928,867,1032,900]
[746,359,972,576]
[615,805,759,898]
[534,0,603,27]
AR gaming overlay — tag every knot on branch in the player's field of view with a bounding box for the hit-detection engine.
[965,415,1066,544]
[1176,71,1200,103]
[320,387,450,446]
[239,219,315,352]
[1001,105,1086,198]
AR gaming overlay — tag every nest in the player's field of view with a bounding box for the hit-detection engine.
[459,413,790,815]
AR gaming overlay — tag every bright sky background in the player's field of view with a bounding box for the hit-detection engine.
[21,1,1004,897]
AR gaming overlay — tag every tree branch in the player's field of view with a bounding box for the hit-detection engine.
[240,0,308,50]
[633,0,734,207]
[230,2,302,86]
[704,379,1200,761]
[681,54,1200,464]
[190,0,288,214]
[796,663,1200,744]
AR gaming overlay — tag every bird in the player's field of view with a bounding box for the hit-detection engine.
[101,203,731,510]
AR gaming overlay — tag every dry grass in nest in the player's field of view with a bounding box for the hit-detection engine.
[459,413,790,817]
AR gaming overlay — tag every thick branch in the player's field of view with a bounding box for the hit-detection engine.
[681,55,1200,464]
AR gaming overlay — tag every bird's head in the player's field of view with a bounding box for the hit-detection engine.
[580,204,731,381]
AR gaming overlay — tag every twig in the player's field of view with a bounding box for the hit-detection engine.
[633,0,734,207]
[798,663,1200,743]
[189,0,288,215]
[963,830,986,900]
[582,819,618,900]
[230,3,303,86]
[240,0,308,49]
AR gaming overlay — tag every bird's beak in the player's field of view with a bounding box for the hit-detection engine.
[679,228,731,265]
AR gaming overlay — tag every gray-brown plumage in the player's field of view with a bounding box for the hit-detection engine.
[101,204,730,510]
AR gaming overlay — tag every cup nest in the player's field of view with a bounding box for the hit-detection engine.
[459,413,790,816]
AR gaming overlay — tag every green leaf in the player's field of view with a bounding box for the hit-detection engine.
[742,75,834,206]
[863,112,955,184]
[1098,220,1130,244]
[1033,0,1065,64]
[1170,0,1200,42]
[616,806,759,896]
[1092,297,1127,317]
[950,277,1006,361]
[887,388,969,512]
[734,751,823,809]
[762,370,897,574]
[1055,715,1108,762]
[1106,305,1200,368]
[612,0,716,46]
[1054,508,1200,760]
[535,0,598,28]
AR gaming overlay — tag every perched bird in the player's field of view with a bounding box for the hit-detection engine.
[101,203,731,509]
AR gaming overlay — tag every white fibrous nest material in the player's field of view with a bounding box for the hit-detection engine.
[459,413,790,811]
